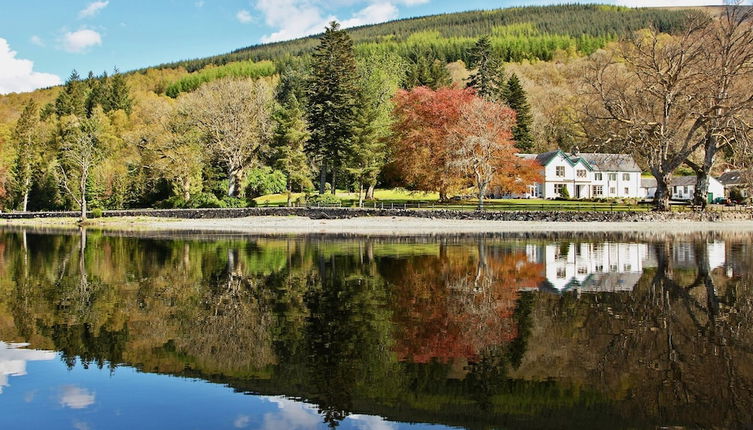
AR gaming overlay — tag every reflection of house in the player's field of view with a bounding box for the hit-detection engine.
[516,150,642,199]
[641,176,725,202]
[526,242,648,293]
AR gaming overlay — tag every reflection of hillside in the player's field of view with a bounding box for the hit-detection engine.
[0,231,751,428]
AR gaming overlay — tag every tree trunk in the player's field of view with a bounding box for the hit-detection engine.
[21,190,29,212]
[286,190,293,207]
[319,163,327,195]
[358,181,364,208]
[477,183,486,210]
[80,174,88,221]
[181,178,191,202]
[653,172,672,212]
[330,166,337,195]
[227,171,237,197]
[439,186,448,202]
[366,183,376,200]
[690,135,718,210]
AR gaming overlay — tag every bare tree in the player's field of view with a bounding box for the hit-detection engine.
[448,98,540,210]
[582,20,711,211]
[179,78,275,197]
[57,115,104,221]
[686,4,753,207]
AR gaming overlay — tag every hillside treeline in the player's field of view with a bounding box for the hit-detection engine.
[157,4,700,72]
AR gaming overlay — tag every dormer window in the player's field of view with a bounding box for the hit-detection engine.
[577,169,587,178]
[556,166,565,177]
[594,173,603,181]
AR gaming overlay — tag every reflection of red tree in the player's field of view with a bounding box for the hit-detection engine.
[388,247,544,363]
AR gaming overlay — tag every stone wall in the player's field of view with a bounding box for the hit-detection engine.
[1,207,752,222]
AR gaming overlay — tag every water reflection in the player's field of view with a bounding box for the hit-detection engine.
[0,229,751,429]
[0,342,55,393]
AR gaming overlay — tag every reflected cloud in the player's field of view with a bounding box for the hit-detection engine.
[262,396,324,430]
[0,342,56,394]
[349,414,396,430]
[234,414,251,428]
[59,385,95,409]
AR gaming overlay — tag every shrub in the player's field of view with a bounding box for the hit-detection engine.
[188,192,225,208]
[90,208,104,218]
[307,193,342,207]
[221,196,250,208]
[559,186,571,200]
[244,167,287,199]
[165,61,276,97]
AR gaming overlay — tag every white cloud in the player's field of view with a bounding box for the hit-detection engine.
[78,1,109,18]
[58,385,95,409]
[255,0,428,43]
[30,35,45,47]
[61,29,102,53]
[195,0,205,7]
[0,39,61,94]
[341,3,399,28]
[236,9,253,23]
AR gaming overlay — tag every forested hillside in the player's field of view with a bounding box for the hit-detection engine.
[159,4,701,72]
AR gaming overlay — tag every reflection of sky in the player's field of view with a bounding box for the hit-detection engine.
[0,344,451,430]
[0,342,55,393]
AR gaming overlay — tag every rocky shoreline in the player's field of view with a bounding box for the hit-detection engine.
[1,207,751,222]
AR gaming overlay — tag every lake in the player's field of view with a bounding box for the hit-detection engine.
[0,228,751,429]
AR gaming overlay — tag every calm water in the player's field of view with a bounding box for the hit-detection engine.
[0,228,751,430]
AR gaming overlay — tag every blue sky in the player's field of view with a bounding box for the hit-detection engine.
[0,0,745,94]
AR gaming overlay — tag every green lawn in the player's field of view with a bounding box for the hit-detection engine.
[253,189,650,211]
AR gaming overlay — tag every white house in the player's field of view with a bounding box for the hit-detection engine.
[640,176,725,203]
[516,150,643,199]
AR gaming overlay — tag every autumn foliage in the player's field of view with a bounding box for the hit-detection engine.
[392,87,541,203]
[391,87,475,201]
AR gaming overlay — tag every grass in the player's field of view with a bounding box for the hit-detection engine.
[252,188,649,211]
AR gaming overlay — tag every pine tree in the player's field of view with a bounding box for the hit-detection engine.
[55,70,88,117]
[85,71,108,117]
[503,73,534,152]
[272,95,313,206]
[404,56,452,90]
[107,69,133,114]
[466,36,506,101]
[307,21,360,194]
[11,100,39,211]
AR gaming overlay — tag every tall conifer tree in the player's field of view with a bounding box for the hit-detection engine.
[307,21,359,194]
[503,73,534,152]
[466,36,506,101]
[11,100,39,211]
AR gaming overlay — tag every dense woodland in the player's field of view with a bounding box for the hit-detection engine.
[0,4,751,215]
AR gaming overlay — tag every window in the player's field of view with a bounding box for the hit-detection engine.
[683,186,689,193]
[594,173,603,181]
[556,166,565,177]
[554,184,567,196]
[610,264,618,272]
[577,169,587,178]
[610,187,616,194]
[623,173,630,181]
[608,173,617,181]
[624,264,632,272]
[577,267,588,275]
[624,187,629,195]
[593,185,603,196]
[595,264,604,272]
[556,267,566,279]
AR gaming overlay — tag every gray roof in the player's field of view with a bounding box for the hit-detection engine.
[641,176,715,188]
[577,153,642,172]
[518,151,560,166]
[718,170,746,186]
[518,151,641,172]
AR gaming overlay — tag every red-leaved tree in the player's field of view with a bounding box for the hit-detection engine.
[448,98,542,209]
[391,87,475,201]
